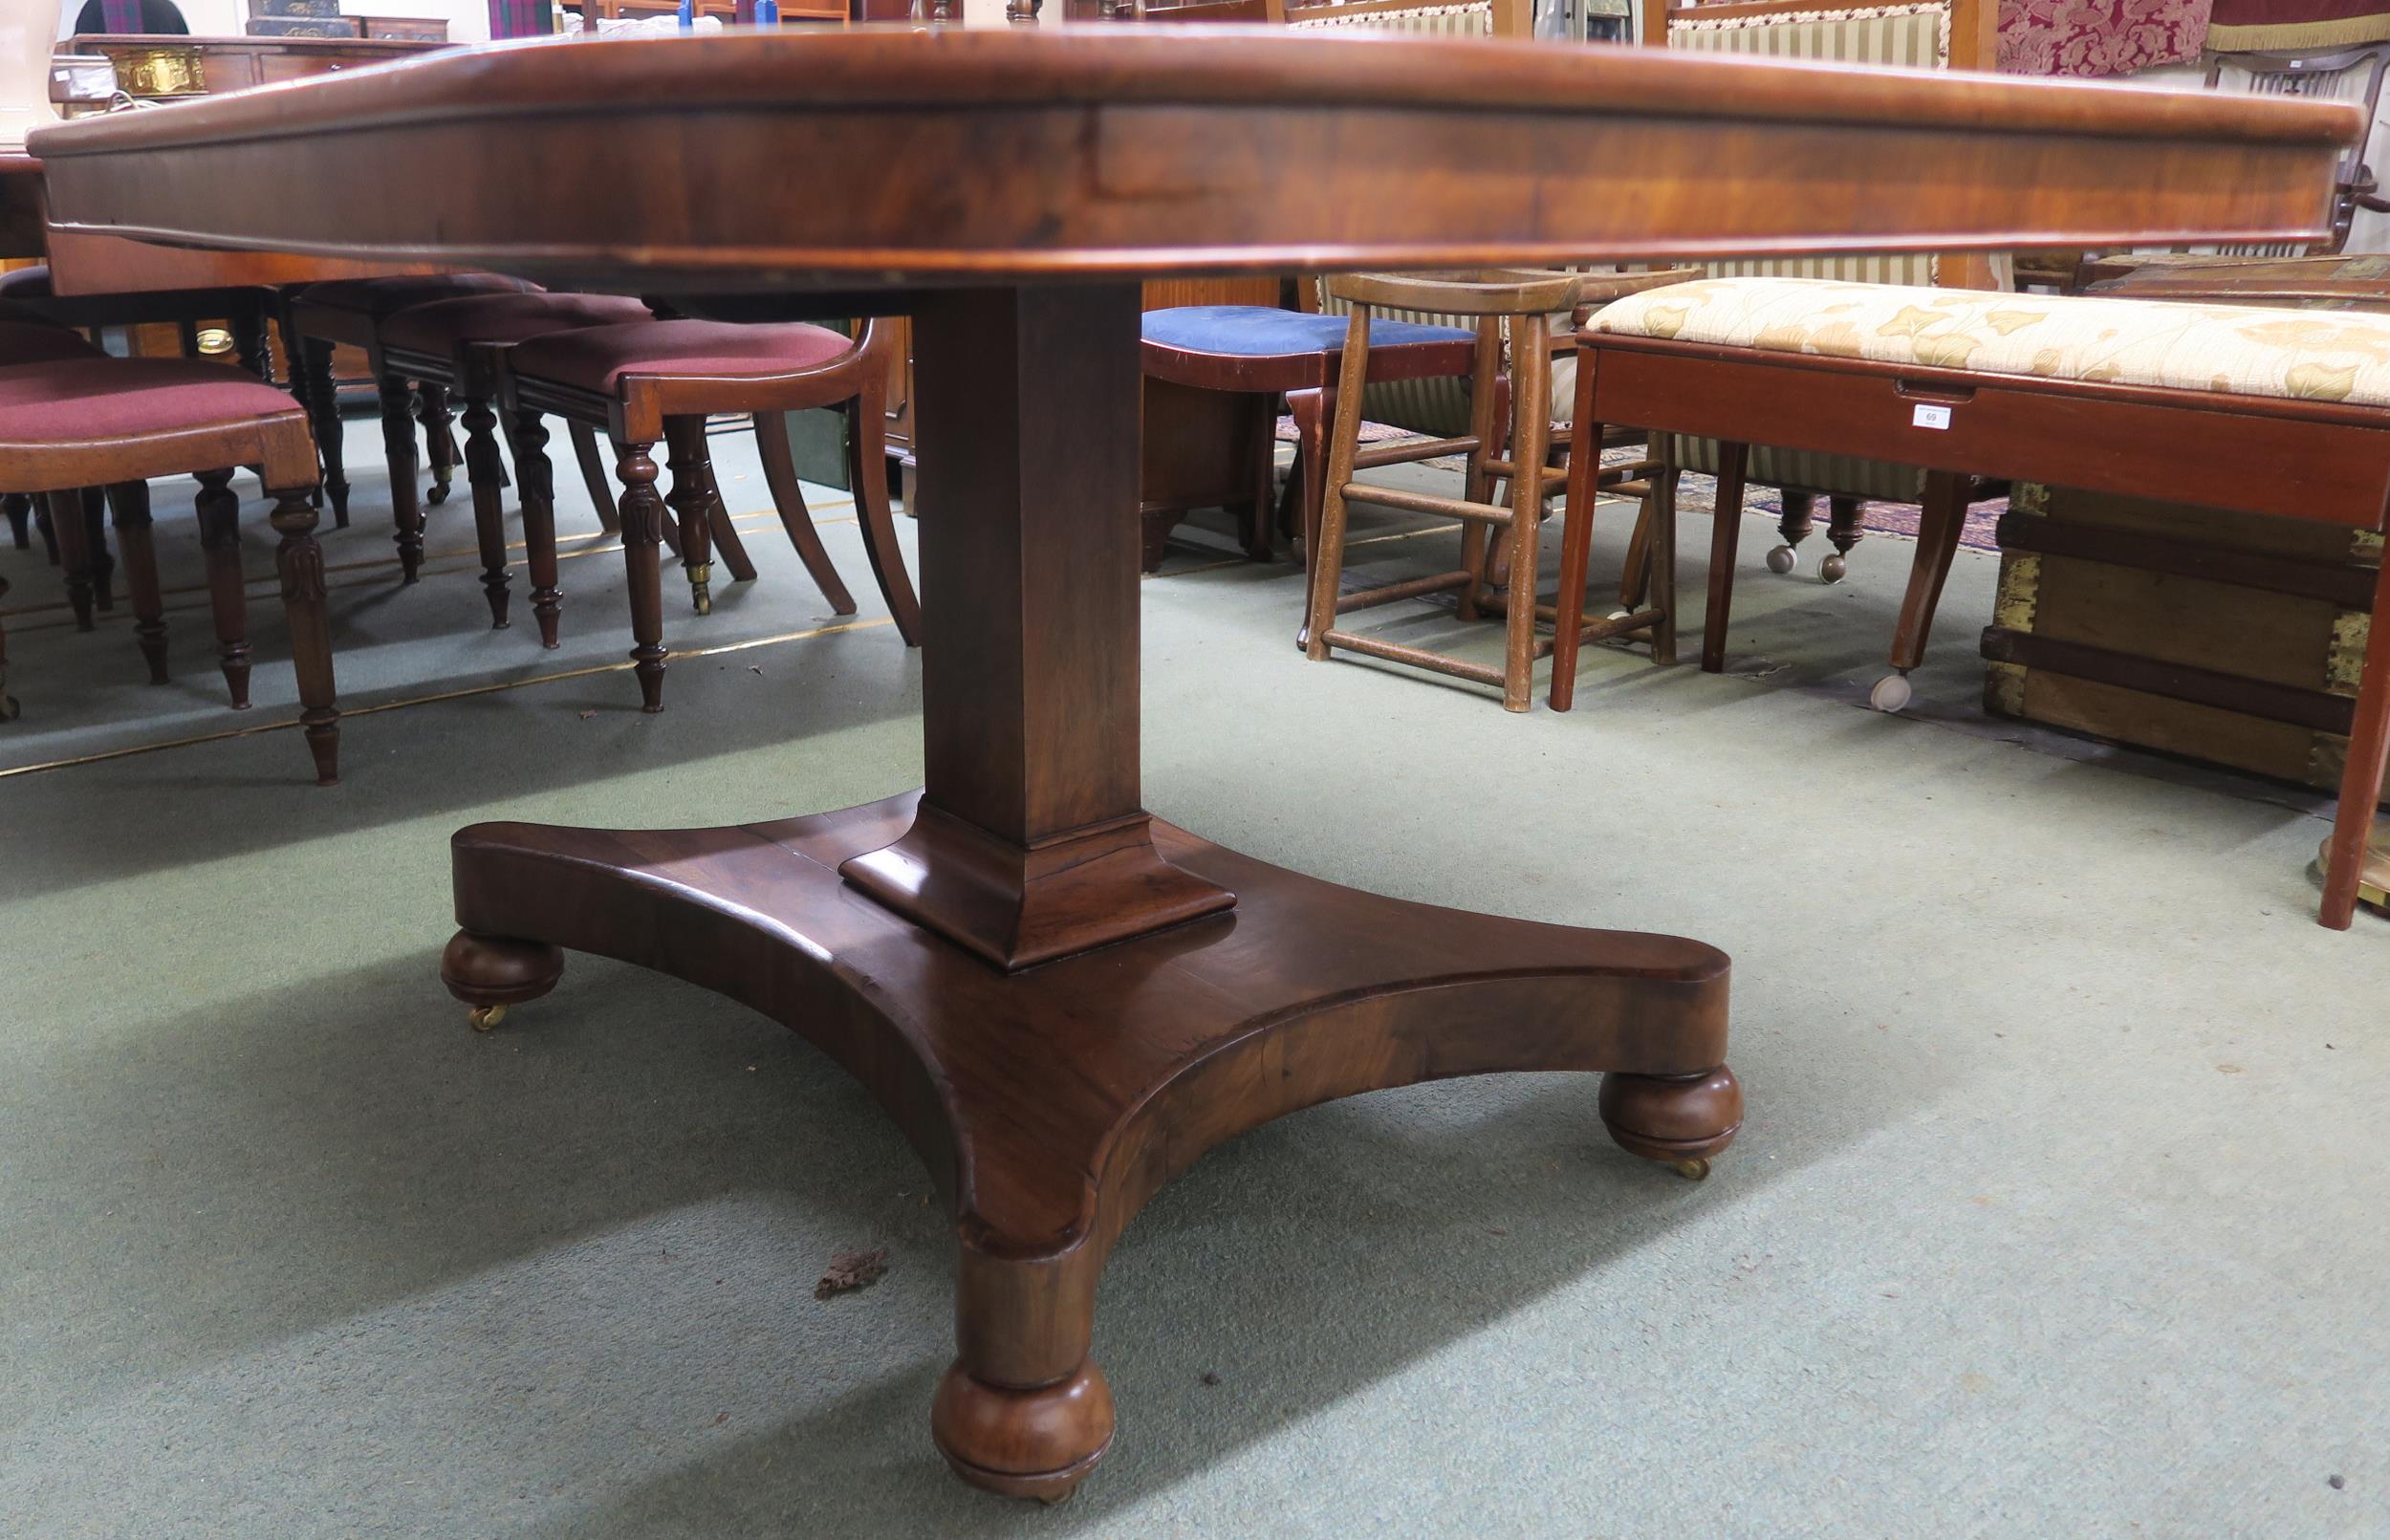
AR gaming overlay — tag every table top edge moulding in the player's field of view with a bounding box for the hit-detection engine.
[28,30,2364,289]
[35,28,2359,1506]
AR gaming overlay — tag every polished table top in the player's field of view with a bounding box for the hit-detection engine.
[21,27,2368,1505]
[28,27,2363,290]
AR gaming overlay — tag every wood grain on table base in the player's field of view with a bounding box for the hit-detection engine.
[443,792,1738,1499]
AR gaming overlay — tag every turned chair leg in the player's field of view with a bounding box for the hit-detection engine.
[301,337,351,528]
[755,409,858,616]
[460,393,512,629]
[616,442,669,711]
[1,491,29,550]
[1823,494,1864,584]
[106,481,169,683]
[846,380,923,645]
[45,489,97,631]
[1458,324,1506,619]
[1874,469,1969,714]
[1303,306,1374,666]
[1768,488,1815,575]
[421,380,458,508]
[570,422,619,532]
[1699,442,1750,675]
[663,418,718,615]
[81,488,114,613]
[192,469,253,708]
[380,374,426,582]
[512,408,564,648]
[269,485,340,784]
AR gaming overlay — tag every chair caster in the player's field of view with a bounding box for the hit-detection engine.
[1765,543,1796,575]
[1670,1157,1710,1182]
[467,1004,508,1032]
[1870,672,1914,713]
[1819,553,1848,584]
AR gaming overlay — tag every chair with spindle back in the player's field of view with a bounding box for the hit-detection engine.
[2205,46,2390,257]
[1633,0,2006,591]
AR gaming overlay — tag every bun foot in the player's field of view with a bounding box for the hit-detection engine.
[1600,1066,1742,1170]
[441,931,565,1030]
[931,1361,1114,1503]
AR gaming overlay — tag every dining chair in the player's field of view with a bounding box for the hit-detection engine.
[500,316,921,708]
[0,354,339,781]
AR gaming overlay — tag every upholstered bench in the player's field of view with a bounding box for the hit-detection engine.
[1571,273,2390,930]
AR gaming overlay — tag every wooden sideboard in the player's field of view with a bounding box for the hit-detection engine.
[67,33,446,98]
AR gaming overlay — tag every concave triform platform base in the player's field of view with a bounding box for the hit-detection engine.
[440,792,1742,1501]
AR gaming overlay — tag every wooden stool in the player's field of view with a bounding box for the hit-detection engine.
[286,272,542,547]
[0,356,340,783]
[1305,271,1667,713]
[502,316,921,710]
[376,290,661,634]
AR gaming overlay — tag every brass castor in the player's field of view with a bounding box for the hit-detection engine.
[687,560,713,616]
[1819,553,1848,584]
[1765,543,1797,575]
[931,1361,1114,1504]
[441,931,564,1032]
[1599,1067,1743,1175]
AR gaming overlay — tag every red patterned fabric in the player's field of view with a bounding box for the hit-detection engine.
[1997,0,2214,77]
[510,320,856,395]
[0,358,304,445]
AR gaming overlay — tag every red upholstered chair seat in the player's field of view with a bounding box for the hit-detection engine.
[0,322,102,367]
[509,319,855,394]
[380,292,657,355]
[0,357,307,445]
[297,272,542,318]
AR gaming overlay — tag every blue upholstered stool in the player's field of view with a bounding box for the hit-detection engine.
[1138,305,1477,568]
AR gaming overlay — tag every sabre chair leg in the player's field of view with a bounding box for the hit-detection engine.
[270,485,341,785]
[1700,442,1750,675]
[1459,321,1504,621]
[845,379,923,644]
[302,337,350,529]
[570,421,619,532]
[1875,469,1968,714]
[756,410,858,616]
[696,427,758,584]
[2321,552,2390,928]
[1552,352,1602,712]
[2,491,29,550]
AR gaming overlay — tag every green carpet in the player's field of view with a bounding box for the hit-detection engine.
[0,417,2381,1538]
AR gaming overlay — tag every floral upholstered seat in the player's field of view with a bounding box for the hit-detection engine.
[1595,276,2390,408]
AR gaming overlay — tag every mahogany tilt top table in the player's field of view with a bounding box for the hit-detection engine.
[30,28,2359,1501]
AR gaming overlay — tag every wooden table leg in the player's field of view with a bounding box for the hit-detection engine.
[2321,553,2390,927]
[1700,441,1749,674]
[439,285,1740,1502]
